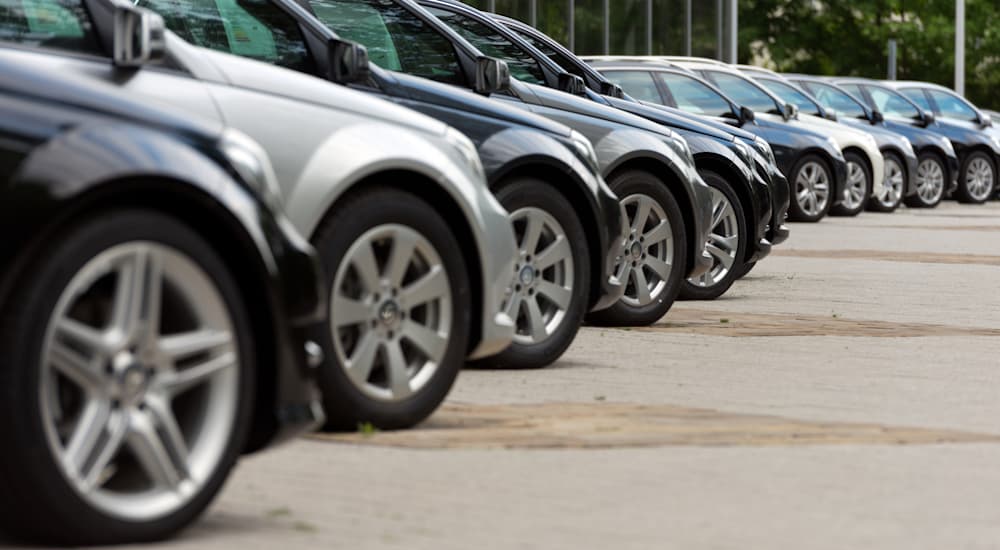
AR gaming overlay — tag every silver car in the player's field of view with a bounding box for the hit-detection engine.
[6,0,518,433]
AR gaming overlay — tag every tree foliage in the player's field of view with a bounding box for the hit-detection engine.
[738,0,1000,109]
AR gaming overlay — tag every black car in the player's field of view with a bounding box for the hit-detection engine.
[582,58,847,223]
[261,0,715,326]
[420,0,773,300]
[788,75,960,210]
[0,51,325,543]
[839,78,999,205]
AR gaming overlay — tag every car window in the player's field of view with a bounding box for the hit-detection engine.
[0,0,102,55]
[425,7,544,85]
[308,0,463,85]
[926,89,979,122]
[801,82,867,119]
[136,0,312,71]
[512,28,585,79]
[600,70,661,103]
[705,71,778,114]
[759,78,823,116]
[899,88,932,111]
[867,86,920,119]
[655,72,731,117]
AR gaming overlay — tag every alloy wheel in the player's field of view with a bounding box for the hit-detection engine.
[41,242,239,522]
[965,157,995,202]
[330,224,452,403]
[795,160,831,217]
[916,158,945,204]
[504,207,574,346]
[876,157,905,208]
[841,160,869,211]
[688,187,739,288]
[615,194,675,307]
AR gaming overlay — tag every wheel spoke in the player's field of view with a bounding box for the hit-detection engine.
[632,268,652,305]
[520,213,544,255]
[79,410,128,491]
[333,295,370,327]
[127,410,186,489]
[159,329,232,362]
[536,280,571,310]
[643,220,671,245]
[401,266,448,307]
[49,339,104,394]
[711,198,733,229]
[57,318,110,356]
[630,200,652,233]
[351,240,382,294]
[523,296,548,341]
[143,395,189,470]
[160,351,236,397]
[646,255,673,281]
[535,236,571,270]
[65,399,112,479]
[384,231,417,288]
[504,292,523,317]
[345,330,378,385]
[383,340,412,398]
[707,242,736,270]
[110,249,162,346]
[400,319,447,362]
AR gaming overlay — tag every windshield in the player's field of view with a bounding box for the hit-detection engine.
[800,81,867,119]
[656,72,733,117]
[867,86,921,119]
[759,78,823,117]
[705,71,779,114]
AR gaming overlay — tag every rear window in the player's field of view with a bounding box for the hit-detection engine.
[0,0,102,55]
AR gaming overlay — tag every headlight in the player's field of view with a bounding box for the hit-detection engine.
[219,128,283,210]
[569,130,601,174]
[754,136,777,166]
[899,136,915,156]
[941,136,956,156]
[444,126,486,184]
[991,135,1000,151]
[827,136,841,151]
[670,135,696,164]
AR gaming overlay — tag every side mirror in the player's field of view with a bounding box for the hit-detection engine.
[871,109,885,124]
[599,81,625,99]
[920,110,936,127]
[978,111,993,128]
[112,5,165,68]
[474,56,511,94]
[327,38,370,84]
[738,105,756,125]
[824,109,839,122]
[783,102,799,121]
[558,72,587,96]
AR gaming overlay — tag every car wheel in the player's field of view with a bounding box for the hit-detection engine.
[473,178,589,369]
[0,209,254,545]
[904,153,946,208]
[587,170,687,327]
[312,187,470,431]
[830,151,871,217]
[868,152,905,212]
[788,154,834,222]
[733,260,757,279]
[680,171,747,301]
[956,150,996,204]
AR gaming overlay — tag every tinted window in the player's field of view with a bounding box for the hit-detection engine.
[655,72,731,117]
[926,89,979,122]
[0,0,101,54]
[759,78,822,116]
[600,70,661,103]
[705,71,778,113]
[136,0,312,71]
[308,0,463,85]
[900,88,932,111]
[427,7,544,85]
[801,82,867,119]
[867,86,920,119]
[512,28,585,78]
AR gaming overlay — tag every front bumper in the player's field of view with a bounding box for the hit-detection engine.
[591,177,627,311]
[831,155,849,207]
[947,153,960,194]
[902,148,920,197]
[467,189,518,360]
[767,169,791,246]
[748,163,775,263]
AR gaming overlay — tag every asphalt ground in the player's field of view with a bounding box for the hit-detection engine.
[16,201,1000,549]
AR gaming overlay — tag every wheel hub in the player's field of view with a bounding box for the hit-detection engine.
[518,265,536,286]
[377,300,401,328]
[629,241,643,259]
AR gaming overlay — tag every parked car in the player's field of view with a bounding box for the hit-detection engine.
[282,0,714,326]
[582,57,846,224]
[9,0,523,430]
[833,78,984,207]
[883,80,999,204]
[419,0,774,300]
[0,46,326,543]
[731,66,886,218]
[787,75,959,211]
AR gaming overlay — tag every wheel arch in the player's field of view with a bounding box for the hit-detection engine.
[694,154,757,263]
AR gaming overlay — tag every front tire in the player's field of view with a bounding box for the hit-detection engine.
[473,178,589,369]
[830,151,872,217]
[904,153,946,208]
[956,150,996,204]
[0,209,254,545]
[312,187,471,431]
[680,171,747,301]
[788,154,834,222]
[868,151,905,212]
[587,170,687,327]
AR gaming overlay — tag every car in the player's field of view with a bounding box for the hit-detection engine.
[581,57,846,224]
[732,66,887,218]
[882,80,1000,204]
[787,75,960,212]
[832,78,985,208]
[421,0,775,300]
[127,0,627,372]
[0,45,326,543]
[8,0,521,430]
[281,0,715,327]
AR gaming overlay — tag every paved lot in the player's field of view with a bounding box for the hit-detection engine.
[42,202,1000,548]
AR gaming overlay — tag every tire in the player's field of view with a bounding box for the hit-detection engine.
[733,261,757,279]
[587,170,687,327]
[787,154,834,222]
[679,171,748,301]
[472,178,589,369]
[312,186,470,431]
[955,150,996,204]
[867,151,905,213]
[904,153,946,208]
[830,151,872,217]
[0,209,255,545]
